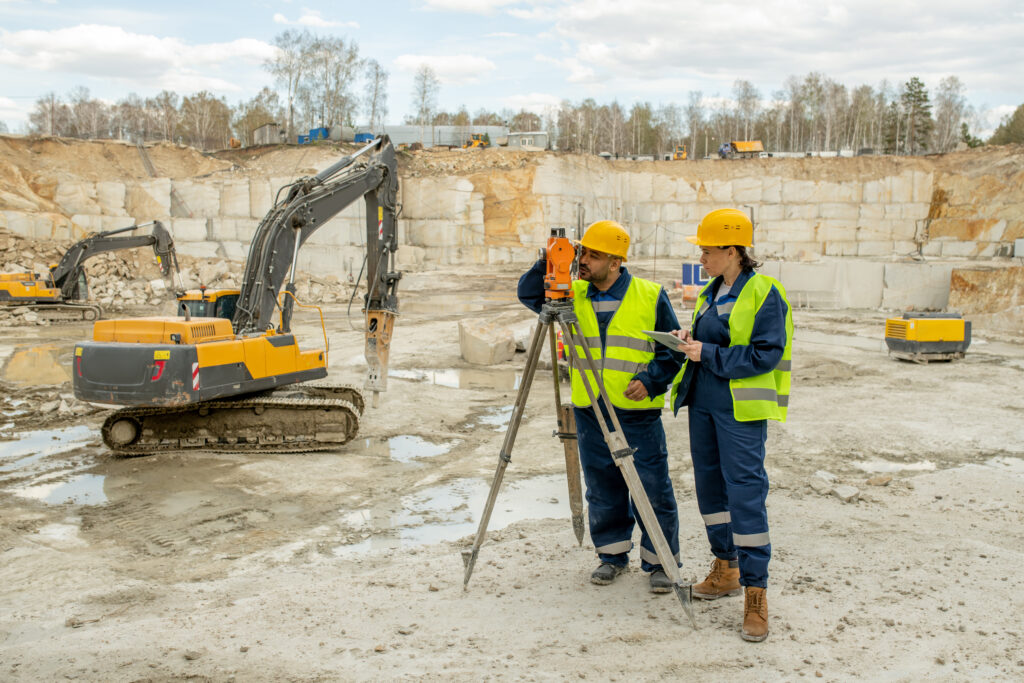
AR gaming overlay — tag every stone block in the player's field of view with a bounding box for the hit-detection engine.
[459,318,517,365]
[637,203,660,224]
[835,260,884,307]
[760,220,817,242]
[652,174,676,200]
[172,181,220,218]
[783,205,817,220]
[707,179,733,203]
[626,173,654,202]
[95,181,127,215]
[249,180,274,218]
[779,263,834,295]
[174,241,219,259]
[858,204,885,221]
[882,262,953,310]
[660,203,684,223]
[761,177,782,203]
[731,177,762,203]
[55,182,99,215]
[903,203,930,221]
[940,241,979,258]
[920,241,943,257]
[891,171,914,203]
[531,158,568,196]
[220,182,250,217]
[406,218,461,247]
[781,179,816,203]
[208,218,238,241]
[171,218,209,242]
[99,216,139,231]
[817,220,857,242]
[782,241,824,260]
[756,204,784,221]
[70,213,104,233]
[129,180,172,219]
[675,179,699,202]
[396,245,426,267]
[818,203,859,221]
[235,220,260,243]
[487,246,514,264]
[752,241,784,258]
[824,241,859,257]
[862,178,890,204]
[912,171,933,203]
[856,241,893,257]
[884,204,903,220]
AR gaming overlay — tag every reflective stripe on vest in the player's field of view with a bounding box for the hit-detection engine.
[671,273,793,422]
[570,276,665,410]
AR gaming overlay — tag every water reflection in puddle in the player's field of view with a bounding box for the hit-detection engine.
[852,459,936,473]
[334,474,570,556]
[0,425,93,472]
[1,344,71,385]
[346,435,460,463]
[16,473,107,505]
[401,292,517,315]
[389,367,522,391]
[476,405,513,429]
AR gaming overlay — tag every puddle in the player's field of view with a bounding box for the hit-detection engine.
[476,405,514,429]
[0,425,93,473]
[345,435,460,463]
[334,474,571,556]
[799,329,887,353]
[389,367,522,391]
[15,473,107,506]
[852,459,937,473]
[1,344,71,385]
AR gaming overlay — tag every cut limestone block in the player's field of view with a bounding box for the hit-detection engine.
[459,318,517,365]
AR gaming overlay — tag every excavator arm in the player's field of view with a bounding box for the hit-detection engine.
[50,221,179,299]
[232,137,399,335]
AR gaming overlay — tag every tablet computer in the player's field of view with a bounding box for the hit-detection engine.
[643,330,686,350]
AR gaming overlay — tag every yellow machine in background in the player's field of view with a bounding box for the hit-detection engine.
[176,287,240,319]
[463,133,489,149]
[672,145,687,160]
[884,312,971,363]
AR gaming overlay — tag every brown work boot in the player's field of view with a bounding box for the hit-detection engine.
[741,586,769,642]
[692,557,741,600]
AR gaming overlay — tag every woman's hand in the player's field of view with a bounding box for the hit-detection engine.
[669,329,691,351]
[678,339,702,362]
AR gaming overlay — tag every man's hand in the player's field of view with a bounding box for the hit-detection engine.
[679,339,702,362]
[624,379,649,401]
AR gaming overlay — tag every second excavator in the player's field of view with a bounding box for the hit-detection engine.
[73,137,401,454]
[0,221,179,322]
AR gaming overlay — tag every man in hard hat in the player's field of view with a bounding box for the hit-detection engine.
[518,220,684,592]
[669,208,792,642]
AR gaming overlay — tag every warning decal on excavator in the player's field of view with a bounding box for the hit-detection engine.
[192,362,200,390]
[154,350,170,360]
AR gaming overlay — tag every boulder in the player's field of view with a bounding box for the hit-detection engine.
[459,319,517,365]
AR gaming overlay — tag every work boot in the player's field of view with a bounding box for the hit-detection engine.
[693,557,741,600]
[590,563,625,585]
[741,586,769,642]
[648,569,674,594]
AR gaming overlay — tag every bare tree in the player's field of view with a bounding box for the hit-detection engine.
[265,30,311,140]
[298,35,361,129]
[68,87,110,139]
[147,90,180,142]
[232,87,283,145]
[179,91,231,150]
[29,92,71,136]
[733,80,760,140]
[411,65,439,144]
[684,91,704,159]
[932,76,969,152]
[364,59,388,134]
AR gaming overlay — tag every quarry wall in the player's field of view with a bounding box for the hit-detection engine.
[1,140,1021,314]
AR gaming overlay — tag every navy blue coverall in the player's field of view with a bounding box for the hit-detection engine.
[519,260,683,572]
[672,269,789,588]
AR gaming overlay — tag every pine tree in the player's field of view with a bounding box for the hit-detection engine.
[900,77,934,154]
[960,122,983,148]
[988,103,1024,145]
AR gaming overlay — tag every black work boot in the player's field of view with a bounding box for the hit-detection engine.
[648,569,674,593]
[590,563,626,585]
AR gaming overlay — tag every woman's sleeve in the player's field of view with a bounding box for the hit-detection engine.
[699,286,788,379]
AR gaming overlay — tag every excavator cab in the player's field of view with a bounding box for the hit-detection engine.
[177,288,240,320]
[463,133,489,149]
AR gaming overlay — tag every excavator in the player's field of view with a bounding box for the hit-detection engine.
[0,222,179,322]
[73,136,401,454]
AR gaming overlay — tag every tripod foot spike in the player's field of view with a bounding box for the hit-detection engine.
[572,516,585,546]
[462,548,478,588]
[674,582,698,630]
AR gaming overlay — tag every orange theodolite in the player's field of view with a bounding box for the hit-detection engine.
[543,227,575,300]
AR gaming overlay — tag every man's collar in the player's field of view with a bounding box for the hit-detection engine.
[587,266,631,298]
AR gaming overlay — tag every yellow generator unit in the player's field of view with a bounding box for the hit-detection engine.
[884,312,971,363]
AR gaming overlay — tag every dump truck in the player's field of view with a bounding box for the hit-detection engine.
[718,140,766,159]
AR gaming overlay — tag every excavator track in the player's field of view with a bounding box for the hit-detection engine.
[101,393,363,455]
[6,303,102,323]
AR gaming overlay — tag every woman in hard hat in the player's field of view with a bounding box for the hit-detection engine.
[670,208,793,642]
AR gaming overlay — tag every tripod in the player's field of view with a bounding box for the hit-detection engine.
[461,297,697,627]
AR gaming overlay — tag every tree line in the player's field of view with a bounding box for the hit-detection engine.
[16,30,1023,154]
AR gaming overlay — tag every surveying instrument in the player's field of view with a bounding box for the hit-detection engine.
[462,228,697,628]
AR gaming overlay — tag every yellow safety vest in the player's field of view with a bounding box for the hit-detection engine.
[671,273,793,422]
[570,276,664,410]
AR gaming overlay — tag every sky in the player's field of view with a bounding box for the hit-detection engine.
[1,0,1022,137]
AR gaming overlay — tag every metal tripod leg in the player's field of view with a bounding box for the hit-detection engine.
[462,313,551,588]
[550,325,585,546]
[556,316,697,629]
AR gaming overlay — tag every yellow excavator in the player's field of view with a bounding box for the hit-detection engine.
[0,222,179,322]
[73,137,401,454]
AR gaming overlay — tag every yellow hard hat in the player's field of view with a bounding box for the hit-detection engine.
[688,208,753,247]
[579,220,630,261]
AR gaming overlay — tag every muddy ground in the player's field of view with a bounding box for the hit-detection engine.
[1,261,1023,682]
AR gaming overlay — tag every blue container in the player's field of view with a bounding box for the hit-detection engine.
[681,263,709,286]
[309,127,329,141]
[297,134,310,144]
[354,133,374,143]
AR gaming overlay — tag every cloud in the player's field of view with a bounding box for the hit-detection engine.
[421,0,520,13]
[0,96,28,122]
[272,11,359,29]
[501,92,561,114]
[0,24,275,93]
[393,54,497,83]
